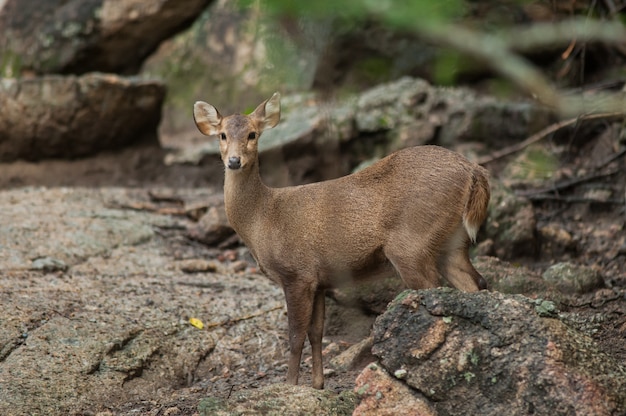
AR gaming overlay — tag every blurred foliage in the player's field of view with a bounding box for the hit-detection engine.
[1,50,22,78]
[433,49,466,86]
[240,0,465,25]
[503,144,559,185]
[242,0,626,116]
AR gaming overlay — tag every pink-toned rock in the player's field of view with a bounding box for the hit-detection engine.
[354,362,436,416]
[371,289,626,416]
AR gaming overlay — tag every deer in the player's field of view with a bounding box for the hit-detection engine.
[193,92,490,390]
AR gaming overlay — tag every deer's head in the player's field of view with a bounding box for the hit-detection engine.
[193,93,281,171]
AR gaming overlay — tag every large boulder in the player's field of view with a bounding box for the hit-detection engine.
[0,73,165,161]
[0,0,213,76]
[365,289,626,415]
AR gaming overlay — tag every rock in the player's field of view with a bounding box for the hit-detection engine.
[369,289,626,416]
[355,77,553,151]
[198,383,357,416]
[0,74,165,161]
[186,204,234,246]
[473,238,494,256]
[353,362,436,416]
[484,182,537,259]
[539,223,577,257]
[542,262,604,295]
[179,259,218,273]
[474,256,559,299]
[584,187,614,203]
[330,336,375,372]
[0,0,213,75]
[147,1,329,148]
[229,259,248,273]
[355,78,433,136]
[31,256,69,273]
[324,298,378,347]
[0,187,158,270]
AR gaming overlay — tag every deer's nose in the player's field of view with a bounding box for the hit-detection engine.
[228,156,241,170]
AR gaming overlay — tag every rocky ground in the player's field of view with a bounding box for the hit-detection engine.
[0,178,370,415]
[1,138,625,415]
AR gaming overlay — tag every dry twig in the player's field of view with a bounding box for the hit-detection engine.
[478,112,624,165]
[203,304,284,330]
[517,168,621,198]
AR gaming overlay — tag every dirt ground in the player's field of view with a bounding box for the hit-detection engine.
[0,132,624,414]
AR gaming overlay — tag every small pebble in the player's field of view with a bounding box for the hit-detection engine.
[394,368,408,379]
[230,260,248,273]
[179,259,217,273]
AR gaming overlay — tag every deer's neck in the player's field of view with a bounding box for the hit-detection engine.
[223,162,272,244]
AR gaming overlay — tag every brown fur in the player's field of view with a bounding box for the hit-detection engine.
[193,93,490,389]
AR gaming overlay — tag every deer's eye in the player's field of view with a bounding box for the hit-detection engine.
[248,132,257,140]
[220,133,227,141]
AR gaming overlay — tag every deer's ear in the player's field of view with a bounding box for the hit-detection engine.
[252,92,281,131]
[194,101,222,136]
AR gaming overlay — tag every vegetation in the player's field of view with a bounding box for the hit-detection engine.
[247,0,626,116]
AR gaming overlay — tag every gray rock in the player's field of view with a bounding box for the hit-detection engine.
[0,74,165,161]
[369,289,626,415]
[147,2,329,146]
[30,256,68,273]
[474,256,559,299]
[0,187,158,270]
[542,262,604,294]
[0,0,213,75]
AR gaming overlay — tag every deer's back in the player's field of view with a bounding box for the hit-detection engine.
[251,146,483,284]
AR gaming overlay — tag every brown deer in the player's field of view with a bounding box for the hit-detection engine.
[193,92,490,389]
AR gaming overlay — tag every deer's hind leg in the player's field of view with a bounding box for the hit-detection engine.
[384,238,442,290]
[438,226,486,292]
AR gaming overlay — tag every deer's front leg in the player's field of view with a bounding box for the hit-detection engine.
[284,281,315,386]
[307,289,326,389]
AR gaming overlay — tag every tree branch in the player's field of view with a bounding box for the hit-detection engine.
[414,19,626,116]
